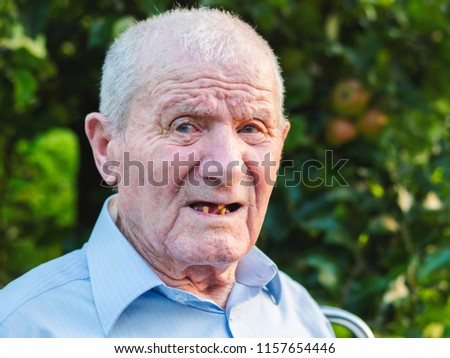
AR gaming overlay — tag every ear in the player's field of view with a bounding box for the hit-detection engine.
[85,112,119,186]
[281,121,291,141]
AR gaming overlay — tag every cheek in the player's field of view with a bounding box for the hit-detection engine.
[166,150,199,186]
[244,173,273,220]
[142,142,198,185]
[247,145,281,189]
[113,138,148,187]
[117,181,178,245]
[118,143,196,187]
[246,147,280,227]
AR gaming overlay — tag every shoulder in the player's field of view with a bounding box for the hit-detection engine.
[0,247,89,324]
[276,271,335,337]
[276,270,323,309]
[277,270,313,296]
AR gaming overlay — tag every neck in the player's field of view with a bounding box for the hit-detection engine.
[109,197,237,308]
[152,263,237,308]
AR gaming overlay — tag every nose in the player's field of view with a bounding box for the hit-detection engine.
[198,125,247,187]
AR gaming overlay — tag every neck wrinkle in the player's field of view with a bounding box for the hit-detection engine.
[110,197,237,309]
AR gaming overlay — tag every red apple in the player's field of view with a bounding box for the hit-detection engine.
[326,118,357,146]
[332,79,370,117]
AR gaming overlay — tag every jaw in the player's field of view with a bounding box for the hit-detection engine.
[161,205,255,267]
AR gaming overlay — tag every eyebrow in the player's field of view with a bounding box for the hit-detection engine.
[158,93,276,126]
[177,105,276,126]
[175,103,215,117]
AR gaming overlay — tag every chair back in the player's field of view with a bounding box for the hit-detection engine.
[321,306,375,338]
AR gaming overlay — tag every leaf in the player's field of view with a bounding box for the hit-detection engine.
[261,201,292,243]
[285,69,313,108]
[88,18,114,48]
[417,248,450,283]
[367,214,400,234]
[112,16,136,38]
[292,194,330,221]
[304,254,340,292]
[7,68,38,111]
[283,115,309,153]
[325,13,340,42]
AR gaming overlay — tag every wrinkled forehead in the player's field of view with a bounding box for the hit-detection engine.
[136,35,278,102]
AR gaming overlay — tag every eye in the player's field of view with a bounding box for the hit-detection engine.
[175,123,195,133]
[239,124,259,134]
[238,121,268,144]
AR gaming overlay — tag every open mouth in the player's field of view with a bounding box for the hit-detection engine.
[189,202,241,215]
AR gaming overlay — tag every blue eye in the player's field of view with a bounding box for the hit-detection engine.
[240,125,258,133]
[176,123,193,133]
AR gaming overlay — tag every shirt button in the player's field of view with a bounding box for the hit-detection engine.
[229,311,235,321]
[175,294,186,303]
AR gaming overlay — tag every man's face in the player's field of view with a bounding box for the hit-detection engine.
[111,50,289,269]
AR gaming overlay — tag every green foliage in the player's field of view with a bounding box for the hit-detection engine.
[1,0,449,338]
[1,128,79,281]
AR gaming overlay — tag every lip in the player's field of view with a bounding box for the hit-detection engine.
[185,200,244,207]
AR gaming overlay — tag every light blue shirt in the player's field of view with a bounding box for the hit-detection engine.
[0,197,334,338]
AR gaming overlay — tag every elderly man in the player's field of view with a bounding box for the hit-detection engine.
[0,8,334,337]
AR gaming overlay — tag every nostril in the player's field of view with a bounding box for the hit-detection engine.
[206,177,221,183]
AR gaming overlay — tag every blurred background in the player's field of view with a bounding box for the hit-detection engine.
[0,0,449,337]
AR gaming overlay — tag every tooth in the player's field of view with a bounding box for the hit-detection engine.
[225,208,230,214]
[219,207,226,215]
[202,206,209,213]
[218,204,225,209]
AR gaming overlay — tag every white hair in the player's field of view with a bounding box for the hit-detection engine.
[99,8,286,132]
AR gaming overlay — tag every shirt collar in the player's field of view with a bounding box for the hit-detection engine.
[86,196,163,336]
[87,196,282,335]
[235,246,282,304]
